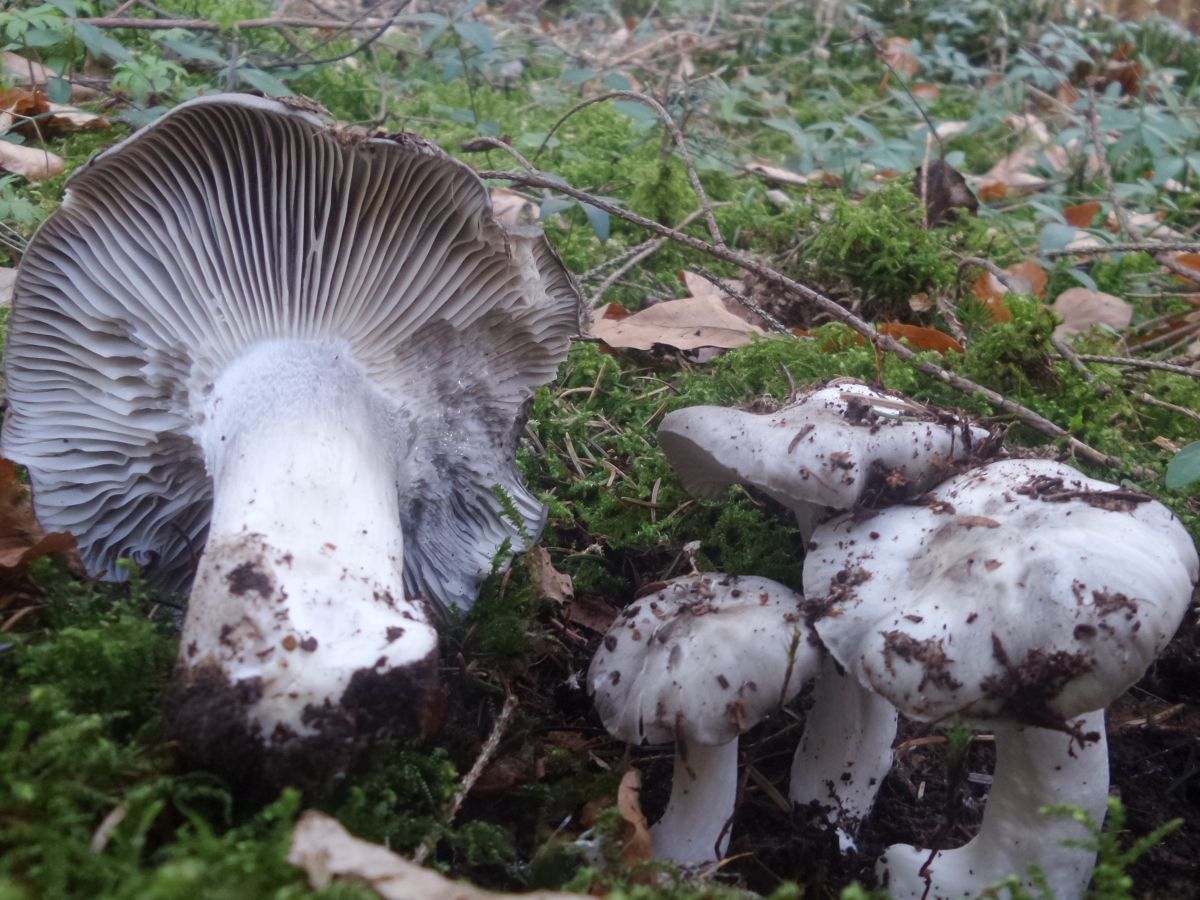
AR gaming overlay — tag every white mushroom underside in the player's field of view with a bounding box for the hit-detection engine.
[2,95,581,609]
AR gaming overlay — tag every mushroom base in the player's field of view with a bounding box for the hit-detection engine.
[167,647,444,789]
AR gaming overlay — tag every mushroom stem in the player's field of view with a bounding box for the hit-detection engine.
[878,710,1109,900]
[179,340,438,740]
[650,738,739,865]
[790,657,899,851]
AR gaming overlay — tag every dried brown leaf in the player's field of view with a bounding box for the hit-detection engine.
[0,137,63,181]
[1050,287,1133,339]
[288,811,584,899]
[527,546,573,604]
[589,283,765,352]
[616,769,654,865]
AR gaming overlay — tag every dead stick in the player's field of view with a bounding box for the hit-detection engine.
[480,168,1156,480]
[69,15,389,30]
[1044,242,1200,258]
[411,692,519,865]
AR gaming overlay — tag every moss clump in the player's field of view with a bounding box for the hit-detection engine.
[804,179,995,318]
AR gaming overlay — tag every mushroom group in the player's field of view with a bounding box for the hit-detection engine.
[2,94,583,778]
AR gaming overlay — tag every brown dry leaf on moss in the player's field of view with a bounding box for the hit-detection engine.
[527,546,574,604]
[616,768,654,865]
[0,87,107,138]
[589,273,765,351]
[881,36,919,78]
[1050,287,1133,339]
[1005,261,1049,297]
[0,459,78,569]
[288,811,584,900]
[490,187,533,227]
[0,137,63,181]
[2,53,98,101]
[1063,201,1101,228]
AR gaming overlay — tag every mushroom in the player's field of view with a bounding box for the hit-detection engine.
[802,458,1199,899]
[657,380,990,841]
[1,95,583,778]
[588,573,818,865]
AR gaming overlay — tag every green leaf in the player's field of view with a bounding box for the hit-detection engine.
[23,27,67,48]
[452,20,493,52]
[159,38,226,64]
[1039,222,1082,253]
[1166,441,1200,489]
[72,22,131,62]
[580,202,609,242]
[236,66,292,97]
[45,76,71,105]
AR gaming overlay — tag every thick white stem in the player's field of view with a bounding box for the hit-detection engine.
[180,339,438,740]
[878,710,1109,900]
[650,739,739,865]
[790,657,899,851]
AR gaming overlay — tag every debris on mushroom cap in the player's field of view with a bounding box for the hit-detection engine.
[1,93,584,609]
[804,458,1199,727]
[588,573,818,747]
[657,381,992,534]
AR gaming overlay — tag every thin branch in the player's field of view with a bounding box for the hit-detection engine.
[588,208,709,305]
[1044,242,1200,258]
[68,14,390,30]
[693,266,790,334]
[479,167,1156,480]
[862,30,944,158]
[1075,354,1200,380]
[1087,84,1141,243]
[256,1,410,71]
[531,90,725,250]
[1137,392,1200,424]
[411,691,519,866]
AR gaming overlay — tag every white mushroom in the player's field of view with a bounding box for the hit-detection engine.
[1,95,583,777]
[657,380,989,841]
[803,458,1199,899]
[588,573,818,865]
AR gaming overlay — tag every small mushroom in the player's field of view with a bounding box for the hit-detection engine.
[803,458,1199,899]
[1,95,583,778]
[657,380,989,540]
[588,573,818,865]
[658,380,989,839]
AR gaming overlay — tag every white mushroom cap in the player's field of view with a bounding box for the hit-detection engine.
[804,458,1198,726]
[657,381,989,537]
[2,94,583,609]
[588,572,819,864]
[589,573,815,746]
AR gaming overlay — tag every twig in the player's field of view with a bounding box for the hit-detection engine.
[411,691,519,866]
[532,90,725,250]
[256,1,411,71]
[1044,242,1200,258]
[1075,354,1200,380]
[479,167,1157,479]
[1087,84,1140,243]
[862,30,944,158]
[588,208,709,305]
[1137,392,1200,424]
[68,14,390,30]
[461,136,535,172]
[693,267,790,334]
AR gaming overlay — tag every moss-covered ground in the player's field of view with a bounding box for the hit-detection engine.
[3,1,1200,897]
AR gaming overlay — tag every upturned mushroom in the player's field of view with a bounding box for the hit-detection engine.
[657,381,991,843]
[588,573,817,865]
[1,95,582,778]
[803,458,1198,899]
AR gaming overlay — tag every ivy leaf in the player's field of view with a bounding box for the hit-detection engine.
[72,22,132,62]
[1166,441,1200,490]
[236,66,292,97]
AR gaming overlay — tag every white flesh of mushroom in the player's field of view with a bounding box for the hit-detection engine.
[789,656,898,851]
[879,711,1108,900]
[182,340,436,737]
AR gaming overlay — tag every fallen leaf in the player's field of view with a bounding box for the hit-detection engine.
[1063,201,1101,228]
[1167,253,1200,285]
[2,52,98,101]
[527,546,573,604]
[589,281,765,352]
[934,120,969,140]
[881,36,919,78]
[1109,210,1181,240]
[878,322,963,353]
[490,187,533,228]
[0,138,64,182]
[908,292,933,313]
[970,272,1013,323]
[616,769,653,865]
[1004,261,1048,298]
[564,593,621,634]
[913,159,978,227]
[910,83,940,100]
[1050,287,1133,339]
[0,88,107,138]
[0,458,80,576]
[743,161,818,186]
[288,811,584,900]
[0,267,15,307]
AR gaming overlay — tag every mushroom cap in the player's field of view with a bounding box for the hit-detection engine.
[1,94,583,610]
[657,381,988,519]
[588,572,818,746]
[804,458,1199,725]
